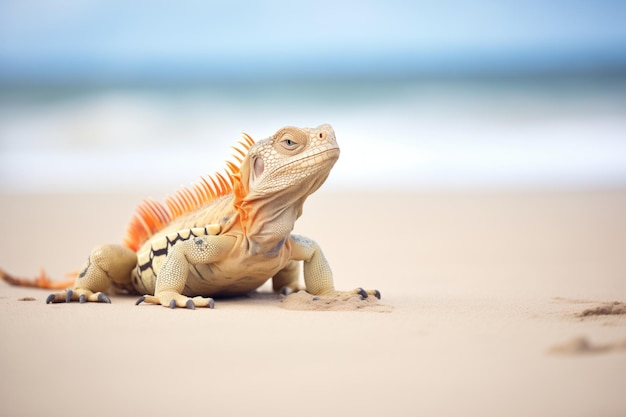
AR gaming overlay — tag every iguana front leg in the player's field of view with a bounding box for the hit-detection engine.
[136,234,235,309]
[46,244,137,304]
[289,234,381,300]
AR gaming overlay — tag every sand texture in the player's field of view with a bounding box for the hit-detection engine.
[1,189,625,416]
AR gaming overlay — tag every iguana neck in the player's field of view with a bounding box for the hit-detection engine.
[235,191,305,249]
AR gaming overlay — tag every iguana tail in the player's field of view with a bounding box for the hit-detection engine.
[0,268,75,290]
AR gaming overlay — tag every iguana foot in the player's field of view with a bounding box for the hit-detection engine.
[135,291,215,309]
[46,288,111,304]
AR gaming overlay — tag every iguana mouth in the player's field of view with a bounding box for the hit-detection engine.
[293,146,340,169]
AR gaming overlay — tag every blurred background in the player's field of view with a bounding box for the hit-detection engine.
[1,0,625,193]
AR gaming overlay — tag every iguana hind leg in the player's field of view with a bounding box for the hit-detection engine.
[46,244,137,304]
[272,260,302,295]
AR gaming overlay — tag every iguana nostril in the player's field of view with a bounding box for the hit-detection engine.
[254,157,264,177]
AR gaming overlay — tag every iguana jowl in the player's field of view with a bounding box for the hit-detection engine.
[38,124,380,309]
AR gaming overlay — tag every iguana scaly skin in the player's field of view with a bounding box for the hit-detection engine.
[38,124,380,309]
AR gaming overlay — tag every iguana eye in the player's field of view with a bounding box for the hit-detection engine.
[274,129,307,155]
[281,136,298,149]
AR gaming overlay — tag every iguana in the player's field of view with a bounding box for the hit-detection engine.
[1,124,380,309]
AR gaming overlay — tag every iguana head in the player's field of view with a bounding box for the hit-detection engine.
[233,124,339,221]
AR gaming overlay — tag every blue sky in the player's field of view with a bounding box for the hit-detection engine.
[1,0,626,81]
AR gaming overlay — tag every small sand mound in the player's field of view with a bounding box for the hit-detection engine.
[280,290,393,312]
[578,301,626,318]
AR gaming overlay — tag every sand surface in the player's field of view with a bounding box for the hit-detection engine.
[1,189,625,416]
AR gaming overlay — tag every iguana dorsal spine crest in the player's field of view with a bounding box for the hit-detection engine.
[123,133,255,251]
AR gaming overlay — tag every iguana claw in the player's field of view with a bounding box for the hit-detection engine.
[98,293,111,303]
[356,288,381,299]
[135,292,215,309]
[45,288,112,304]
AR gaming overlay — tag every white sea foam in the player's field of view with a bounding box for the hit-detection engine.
[1,81,626,193]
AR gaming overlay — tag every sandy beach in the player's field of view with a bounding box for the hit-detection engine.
[1,189,625,416]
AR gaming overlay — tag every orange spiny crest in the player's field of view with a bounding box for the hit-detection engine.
[124,198,172,251]
[177,188,195,211]
[241,132,255,147]
[172,192,187,213]
[192,182,208,202]
[208,175,222,196]
[215,172,230,194]
[200,176,216,199]
[225,160,238,177]
[122,132,255,251]
[231,145,247,160]
[164,197,177,218]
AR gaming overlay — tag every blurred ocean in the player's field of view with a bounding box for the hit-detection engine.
[1,75,626,193]
[2,1,626,193]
